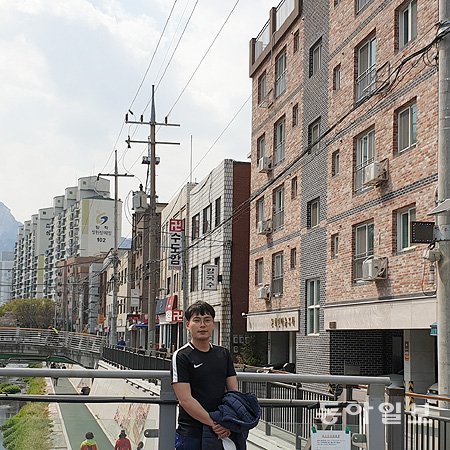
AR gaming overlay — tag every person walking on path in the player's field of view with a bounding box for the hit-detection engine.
[114,430,132,450]
[171,300,238,449]
[80,431,98,450]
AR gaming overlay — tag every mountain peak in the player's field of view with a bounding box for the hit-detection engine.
[0,203,21,252]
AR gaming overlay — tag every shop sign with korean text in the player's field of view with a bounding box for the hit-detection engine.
[168,219,183,270]
[203,264,218,291]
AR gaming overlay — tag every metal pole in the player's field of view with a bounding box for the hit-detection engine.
[159,376,177,450]
[98,154,134,346]
[366,383,385,450]
[109,150,119,345]
[148,85,157,348]
[437,0,450,406]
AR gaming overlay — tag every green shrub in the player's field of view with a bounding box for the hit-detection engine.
[1,376,50,450]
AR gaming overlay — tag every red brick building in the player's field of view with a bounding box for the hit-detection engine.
[247,0,438,391]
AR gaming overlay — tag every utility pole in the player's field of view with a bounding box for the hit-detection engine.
[437,0,450,404]
[98,151,133,346]
[126,85,180,349]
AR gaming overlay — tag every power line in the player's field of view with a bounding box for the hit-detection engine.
[165,0,241,119]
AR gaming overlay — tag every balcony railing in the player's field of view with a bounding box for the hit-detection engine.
[255,20,270,61]
[356,65,377,101]
[275,0,295,31]
[271,276,283,295]
[272,210,284,231]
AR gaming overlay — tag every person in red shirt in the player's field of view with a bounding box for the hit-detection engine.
[114,430,132,450]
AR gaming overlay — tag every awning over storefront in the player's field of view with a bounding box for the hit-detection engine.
[166,295,178,311]
[128,323,148,331]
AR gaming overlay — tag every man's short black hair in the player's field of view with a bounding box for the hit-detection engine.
[185,301,215,321]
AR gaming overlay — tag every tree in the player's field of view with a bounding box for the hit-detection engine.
[0,298,55,329]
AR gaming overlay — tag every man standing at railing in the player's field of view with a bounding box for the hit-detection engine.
[171,300,238,449]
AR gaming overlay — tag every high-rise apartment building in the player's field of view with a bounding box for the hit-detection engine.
[12,176,121,330]
[0,251,14,305]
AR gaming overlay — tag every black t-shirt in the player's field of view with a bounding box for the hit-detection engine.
[171,342,236,437]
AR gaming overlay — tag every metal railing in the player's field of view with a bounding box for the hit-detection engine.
[356,65,377,101]
[102,345,171,371]
[405,410,450,449]
[276,0,295,31]
[239,379,336,448]
[254,20,270,60]
[0,368,390,450]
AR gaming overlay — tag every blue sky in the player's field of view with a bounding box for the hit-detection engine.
[0,0,275,237]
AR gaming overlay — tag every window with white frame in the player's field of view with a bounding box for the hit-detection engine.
[309,38,322,77]
[190,266,199,292]
[255,258,264,285]
[356,37,376,101]
[292,103,299,127]
[272,252,284,295]
[258,71,267,104]
[274,117,286,165]
[293,30,299,53]
[256,197,265,227]
[332,150,340,176]
[398,102,417,152]
[331,233,339,258]
[354,222,374,280]
[215,197,221,227]
[307,198,320,228]
[309,118,321,153]
[306,278,320,335]
[202,205,212,234]
[291,176,298,199]
[192,214,200,240]
[257,134,266,161]
[397,206,416,251]
[355,129,375,192]
[399,0,417,49]
[272,186,284,231]
[290,247,297,269]
[333,64,341,91]
[275,49,287,97]
[356,0,373,13]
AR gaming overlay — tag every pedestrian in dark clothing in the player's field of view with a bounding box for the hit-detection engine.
[117,338,126,349]
[171,301,238,449]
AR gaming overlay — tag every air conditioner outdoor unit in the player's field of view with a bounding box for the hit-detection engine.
[256,286,270,300]
[257,219,272,235]
[363,161,388,186]
[362,257,388,281]
[258,156,272,173]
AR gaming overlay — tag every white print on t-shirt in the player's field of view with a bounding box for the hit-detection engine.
[193,363,204,369]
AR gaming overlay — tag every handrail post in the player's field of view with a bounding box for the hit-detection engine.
[265,382,272,436]
[158,375,177,450]
[367,383,386,450]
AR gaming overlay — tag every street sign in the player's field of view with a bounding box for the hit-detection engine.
[311,430,351,449]
[202,264,218,290]
[168,219,183,270]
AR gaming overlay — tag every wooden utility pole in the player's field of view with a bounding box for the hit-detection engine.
[126,85,180,348]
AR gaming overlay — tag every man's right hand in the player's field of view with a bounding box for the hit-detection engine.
[211,422,231,439]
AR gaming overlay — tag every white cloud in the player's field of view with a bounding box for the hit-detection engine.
[0,0,275,237]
